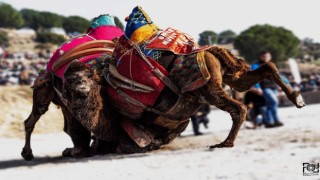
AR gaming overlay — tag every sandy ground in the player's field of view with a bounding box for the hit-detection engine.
[0,86,64,138]
[0,102,319,180]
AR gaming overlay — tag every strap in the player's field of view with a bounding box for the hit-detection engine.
[103,70,167,116]
[129,41,181,95]
[109,64,154,92]
[53,40,114,71]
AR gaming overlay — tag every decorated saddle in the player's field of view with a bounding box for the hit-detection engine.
[46,15,124,78]
[107,6,211,118]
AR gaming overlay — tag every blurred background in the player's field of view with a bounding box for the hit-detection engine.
[0,0,319,179]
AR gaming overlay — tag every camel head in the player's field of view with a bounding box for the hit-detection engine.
[64,61,100,95]
[124,6,160,44]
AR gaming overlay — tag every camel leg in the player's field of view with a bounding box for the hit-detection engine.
[201,53,247,148]
[21,85,54,161]
[201,84,247,148]
[223,62,305,108]
[61,108,91,158]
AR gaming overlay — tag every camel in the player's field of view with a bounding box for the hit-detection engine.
[21,6,305,161]
[61,6,305,151]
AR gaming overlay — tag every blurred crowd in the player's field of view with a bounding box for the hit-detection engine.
[0,48,50,85]
[286,73,320,92]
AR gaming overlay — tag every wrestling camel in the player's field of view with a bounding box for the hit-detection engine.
[21,7,305,161]
[97,6,305,150]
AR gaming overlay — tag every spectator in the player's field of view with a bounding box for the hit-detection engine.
[244,88,268,129]
[190,104,210,135]
[0,52,48,86]
[251,51,284,128]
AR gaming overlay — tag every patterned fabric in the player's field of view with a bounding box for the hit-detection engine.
[169,51,211,93]
[107,36,169,116]
[124,6,159,44]
[85,54,110,69]
[140,44,164,62]
[145,27,208,55]
[47,16,124,78]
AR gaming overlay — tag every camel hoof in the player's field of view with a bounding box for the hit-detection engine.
[295,93,306,108]
[62,148,73,157]
[209,142,234,149]
[62,148,89,158]
[21,148,34,161]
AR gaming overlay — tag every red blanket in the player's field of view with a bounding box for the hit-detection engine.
[107,36,169,116]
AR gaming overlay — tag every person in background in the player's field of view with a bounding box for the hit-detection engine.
[251,51,284,128]
[190,104,210,135]
[244,88,268,129]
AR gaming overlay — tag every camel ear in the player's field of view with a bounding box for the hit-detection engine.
[92,69,101,83]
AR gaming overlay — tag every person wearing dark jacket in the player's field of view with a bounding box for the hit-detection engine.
[244,88,268,128]
[191,104,210,135]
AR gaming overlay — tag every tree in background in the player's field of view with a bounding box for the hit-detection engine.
[198,31,217,46]
[63,16,90,34]
[35,32,65,45]
[114,16,124,30]
[234,24,300,64]
[0,3,24,28]
[20,9,41,30]
[218,30,236,44]
[37,11,63,29]
[0,31,9,47]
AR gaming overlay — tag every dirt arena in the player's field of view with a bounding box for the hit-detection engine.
[0,86,319,180]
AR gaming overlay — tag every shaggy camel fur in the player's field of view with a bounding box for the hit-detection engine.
[21,75,93,160]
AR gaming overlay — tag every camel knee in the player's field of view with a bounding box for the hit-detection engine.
[36,104,49,115]
[231,104,247,122]
[238,104,247,118]
[24,118,35,133]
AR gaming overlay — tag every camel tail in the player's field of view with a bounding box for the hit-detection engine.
[206,46,250,76]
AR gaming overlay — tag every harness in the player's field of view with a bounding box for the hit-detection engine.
[103,37,199,119]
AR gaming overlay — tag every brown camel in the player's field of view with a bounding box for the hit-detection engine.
[73,45,305,149]
[71,5,304,151]
[21,45,305,161]
[21,6,305,160]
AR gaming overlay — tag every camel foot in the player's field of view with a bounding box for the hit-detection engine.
[62,148,89,158]
[89,140,115,156]
[21,147,34,161]
[291,91,305,108]
[209,142,234,149]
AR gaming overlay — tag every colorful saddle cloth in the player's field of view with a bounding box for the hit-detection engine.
[108,6,211,116]
[47,15,124,78]
[145,27,209,55]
